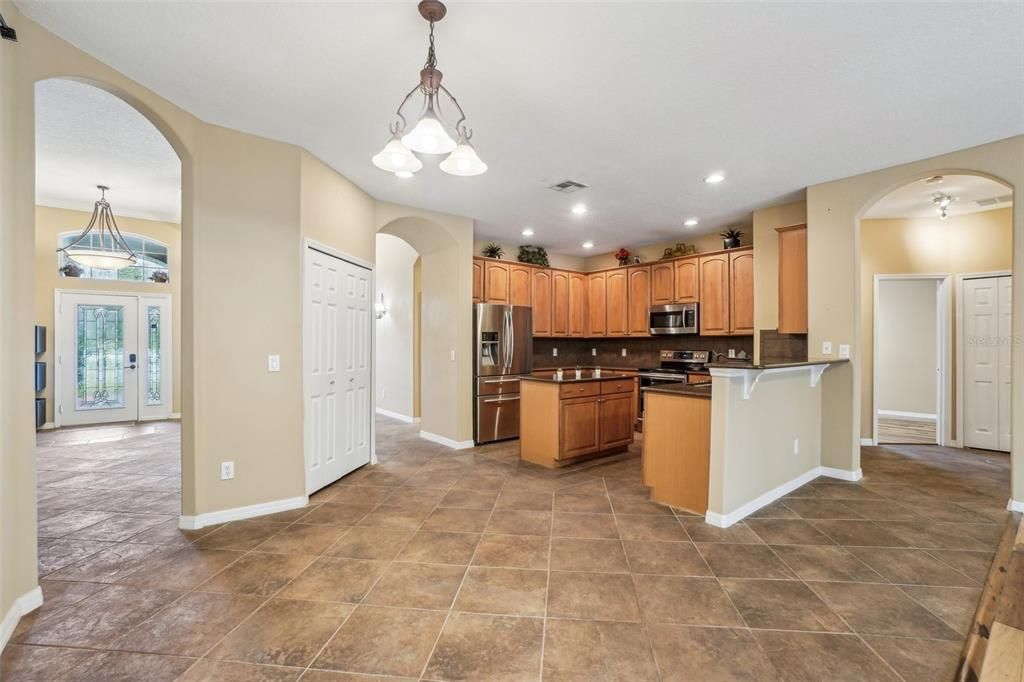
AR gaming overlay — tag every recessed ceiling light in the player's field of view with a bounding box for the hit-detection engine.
[395,170,414,179]
[704,172,726,184]
[582,240,594,249]
[683,217,699,227]
[571,204,588,215]
[521,228,534,237]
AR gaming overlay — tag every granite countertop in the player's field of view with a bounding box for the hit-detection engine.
[533,365,639,373]
[641,382,712,399]
[521,371,636,384]
[706,358,850,370]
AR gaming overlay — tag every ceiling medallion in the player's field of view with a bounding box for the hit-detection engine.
[372,0,487,178]
[57,185,138,270]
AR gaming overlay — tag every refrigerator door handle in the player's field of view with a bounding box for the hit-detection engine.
[507,309,514,370]
[483,396,520,403]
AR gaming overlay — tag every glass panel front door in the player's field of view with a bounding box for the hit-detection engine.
[76,304,126,410]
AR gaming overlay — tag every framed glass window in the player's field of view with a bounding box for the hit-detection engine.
[59,232,171,283]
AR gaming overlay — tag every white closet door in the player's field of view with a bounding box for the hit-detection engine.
[963,276,1011,452]
[998,276,1012,452]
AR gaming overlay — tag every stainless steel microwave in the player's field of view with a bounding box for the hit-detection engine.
[649,303,698,335]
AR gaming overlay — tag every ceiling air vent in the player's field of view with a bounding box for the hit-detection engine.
[548,180,589,193]
[974,194,1013,207]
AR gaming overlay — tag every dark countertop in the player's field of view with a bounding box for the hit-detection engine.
[641,382,712,399]
[521,371,636,384]
[533,365,639,373]
[706,358,850,370]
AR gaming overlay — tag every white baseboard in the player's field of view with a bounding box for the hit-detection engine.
[859,438,875,447]
[38,422,56,431]
[1008,499,1024,513]
[0,586,43,650]
[819,466,863,482]
[419,430,474,450]
[179,495,308,530]
[877,410,936,422]
[375,408,419,424]
[170,412,182,420]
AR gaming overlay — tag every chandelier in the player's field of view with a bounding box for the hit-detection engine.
[932,192,955,220]
[58,185,138,270]
[372,0,487,178]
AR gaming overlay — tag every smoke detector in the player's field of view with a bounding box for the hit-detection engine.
[548,180,589,194]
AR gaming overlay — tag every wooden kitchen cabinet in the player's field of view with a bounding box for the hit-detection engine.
[776,224,807,334]
[551,270,570,336]
[531,268,553,337]
[699,254,730,335]
[674,258,699,303]
[560,396,601,459]
[650,262,675,304]
[628,266,650,336]
[605,269,629,337]
[484,261,510,303]
[472,258,484,303]
[568,272,587,337]
[586,272,607,337]
[729,249,755,335]
[598,393,635,450]
[509,264,533,306]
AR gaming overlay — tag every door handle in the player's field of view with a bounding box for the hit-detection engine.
[128,352,137,370]
[483,396,520,403]
[484,377,520,383]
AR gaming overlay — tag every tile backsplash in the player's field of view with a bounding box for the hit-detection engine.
[532,336,754,369]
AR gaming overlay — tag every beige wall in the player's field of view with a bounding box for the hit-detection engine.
[583,230,750,272]
[375,234,418,419]
[875,278,939,416]
[472,240,586,271]
[860,208,1012,438]
[751,200,808,362]
[34,206,183,422]
[806,135,1023,503]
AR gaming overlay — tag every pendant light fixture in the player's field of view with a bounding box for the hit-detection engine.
[933,192,955,220]
[372,0,487,178]
[58,185,138,270]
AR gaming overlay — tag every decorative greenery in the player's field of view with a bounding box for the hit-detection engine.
[481,242,504,259]
[720,227,743,248]
[518,245,550,267]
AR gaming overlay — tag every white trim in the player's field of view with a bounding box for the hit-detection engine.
[0,586,43,650]
[876,410,937,422]
[419,430,474,450]
[376,407,420,424]
[38,421,56,431]
[178,495,308,530]
[859,438,876,446]
[705,468,820,528]
[1007,499,1024,513]
[169,412,182,420]
[819,466,863,482]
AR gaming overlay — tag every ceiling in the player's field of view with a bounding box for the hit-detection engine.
[35,79,182,223]
[864,174,1013,220]
[19,1,1024,255]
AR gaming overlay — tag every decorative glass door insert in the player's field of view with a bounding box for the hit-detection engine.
[146,306,162,406]
[76,304,126,409]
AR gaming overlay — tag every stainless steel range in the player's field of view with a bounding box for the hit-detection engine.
[637,350,711,423]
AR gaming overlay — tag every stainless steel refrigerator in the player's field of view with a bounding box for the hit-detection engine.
[474,304,533,444]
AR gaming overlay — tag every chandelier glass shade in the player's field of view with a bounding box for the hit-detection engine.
[372,1,485,177]
[58,185,138,270]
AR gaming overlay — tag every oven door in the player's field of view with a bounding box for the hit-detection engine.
[648,304,698,335]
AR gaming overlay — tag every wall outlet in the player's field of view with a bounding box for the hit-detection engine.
[267,354,281,372]
[793,439,800,454]
[591,348,597,356]
[727,349,736,359]
[822,341,833,356]
[839,344,851,359]
[621,348,627,357]
[552,348,558,357]
[449,350,456,361]
[220,461,235,480]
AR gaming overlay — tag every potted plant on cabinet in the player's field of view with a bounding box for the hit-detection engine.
[518,245,550,267]
[481,242,504,259]
[720,228,743,249]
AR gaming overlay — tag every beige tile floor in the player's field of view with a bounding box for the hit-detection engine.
[1,417,1012,681]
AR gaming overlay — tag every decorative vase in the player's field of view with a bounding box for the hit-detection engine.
[617,257,629,266]
[723,237,740,249]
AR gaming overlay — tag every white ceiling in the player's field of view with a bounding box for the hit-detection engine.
[864,174,1012,219]
[35,79,181,223]
[19,1,1024,255]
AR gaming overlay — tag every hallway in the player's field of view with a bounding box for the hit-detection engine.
[2,417,1011,681]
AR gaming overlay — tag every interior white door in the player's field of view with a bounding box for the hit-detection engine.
[305,247,373,494]
[963,276,1011,451]
[59,293,140,426]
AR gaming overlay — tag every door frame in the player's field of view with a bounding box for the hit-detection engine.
[301,238,377,497]
[872,274,952,446]
[956,270,1012,451]
[53,289,174,427]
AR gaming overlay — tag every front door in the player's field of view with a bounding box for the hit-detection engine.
[58,292,172,426]
[305,247,373,494]
[963,275,1012,451]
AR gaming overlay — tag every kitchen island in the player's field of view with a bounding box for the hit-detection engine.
[641,382,712,514]
[519,371,637,468]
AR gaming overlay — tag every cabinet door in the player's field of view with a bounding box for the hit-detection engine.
[606,270,629,337]
[599,394,634,450]
[568,272,587,337]
[729,250,754,335]
[551,270,570,336]
[531,269,553,337]
[674,258,699,303]
[472,258,484,303]
[509,264,533,306]
[651,262,675,304]
[777,225,807,334]
[628,266,651,336]
[587,272,607,337]
[484,261,510,303]
[699,254,730,336]
[559,396,600,459]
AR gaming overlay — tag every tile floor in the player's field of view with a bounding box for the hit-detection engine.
[2,417,1012,681]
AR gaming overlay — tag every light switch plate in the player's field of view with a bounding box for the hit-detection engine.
[449,350,456,361]
[552,348,558,357]
[839,344,850,359]
[621,348,627,357]
[728,349,736,359]
[822,342,833,356]
[592,348,597,356]
[220,461,235,480]
[267,354,281,372]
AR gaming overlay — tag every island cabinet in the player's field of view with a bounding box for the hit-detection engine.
[568,272,587,337]
[606,269,629,337]
[650,262,675,304]
[641,389,711,514]
[551,270,570,336]
[586,272,607,337]
[627,266,651,336]
[531,268,553,337]
[699,247,753,336]
[520,375,637,468]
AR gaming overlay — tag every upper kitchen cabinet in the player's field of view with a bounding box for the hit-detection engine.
[605,269,629,337]
[483,260,510,303]
[699,254,730,335]
[673,258,699,303]
[472,258,484,303]
[627,266,651,336]
[532,268,553,337]
[587,272,607,337]
[568,272,588,337]
[729,249,754,335]
[509,264,533,306]
[551,270,570,336]
[776,224,808,334]
[650,262,674,304]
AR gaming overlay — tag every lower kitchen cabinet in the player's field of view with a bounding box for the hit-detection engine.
[641,390,710,514]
